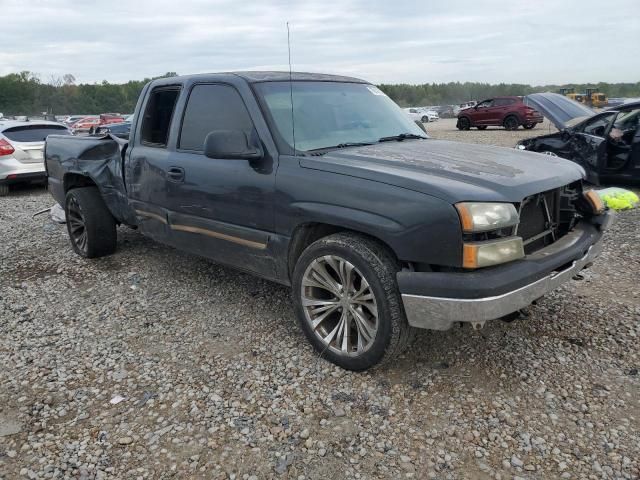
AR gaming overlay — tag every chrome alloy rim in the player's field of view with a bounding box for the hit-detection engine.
[67,196,88,253]
[301,255,379,356]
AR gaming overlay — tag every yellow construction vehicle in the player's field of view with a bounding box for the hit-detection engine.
[585,88,608,108]
[559,87,608,108]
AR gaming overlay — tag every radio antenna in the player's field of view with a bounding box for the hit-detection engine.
[287,21,296,156]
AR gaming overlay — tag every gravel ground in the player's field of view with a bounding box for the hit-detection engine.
[1,126,639,479]
[425,118,558,147]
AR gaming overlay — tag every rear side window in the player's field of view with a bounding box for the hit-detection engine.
[493,99,512,107]
[2,125,69,142]
[179,84,254,152]
[141,88,180,146]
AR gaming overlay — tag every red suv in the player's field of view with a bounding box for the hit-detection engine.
[457,96,543,131]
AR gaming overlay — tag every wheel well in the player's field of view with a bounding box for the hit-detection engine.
[63,173,96,193]
[504,113,520,123]
[287,223,399,278]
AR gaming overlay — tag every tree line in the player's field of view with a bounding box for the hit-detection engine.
[379,81,640,107]
[1,71,639,116]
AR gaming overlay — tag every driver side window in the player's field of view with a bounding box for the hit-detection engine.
[581,113,616,138]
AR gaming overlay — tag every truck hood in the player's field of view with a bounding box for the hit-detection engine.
[300,139,584,203]
[524,92,595,130]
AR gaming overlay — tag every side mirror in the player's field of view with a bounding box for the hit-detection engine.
[204,130,263,160]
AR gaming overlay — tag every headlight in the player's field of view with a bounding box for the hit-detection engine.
[463,237,525,268]
[455,202,519,232]
[516,144,526,150]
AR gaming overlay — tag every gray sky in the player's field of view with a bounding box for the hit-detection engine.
[2,0,638,85]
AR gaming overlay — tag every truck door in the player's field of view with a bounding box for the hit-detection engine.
[128,82,277,279]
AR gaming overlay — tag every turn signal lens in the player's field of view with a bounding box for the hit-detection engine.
[584,190,605,215]
[463,237,525,269]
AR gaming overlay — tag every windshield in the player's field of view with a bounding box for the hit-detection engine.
[254,81,425,152]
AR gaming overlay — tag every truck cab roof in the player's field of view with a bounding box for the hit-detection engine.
[147,71,368,88]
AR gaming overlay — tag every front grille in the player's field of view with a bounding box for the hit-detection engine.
[516,182,581,254]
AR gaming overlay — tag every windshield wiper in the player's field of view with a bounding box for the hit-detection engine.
[378,133,427,142]
[307,142,375,152]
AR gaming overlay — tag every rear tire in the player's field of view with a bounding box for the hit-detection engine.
[503,116,519,130]
[523,123,535,129]
[64,187,117,258]
[421,115,429,123]
[457,117,471,130]
[292,232,414,371]
[0,184,9,196]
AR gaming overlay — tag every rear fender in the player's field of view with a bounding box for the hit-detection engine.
[45,135,137,224]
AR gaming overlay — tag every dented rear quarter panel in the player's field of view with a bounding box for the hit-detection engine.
[45,134,137,225]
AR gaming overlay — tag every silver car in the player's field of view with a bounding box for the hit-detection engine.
[0,120,70,195]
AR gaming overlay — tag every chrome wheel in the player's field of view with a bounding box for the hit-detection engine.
[301,255,379,356]
[66,196,88,254]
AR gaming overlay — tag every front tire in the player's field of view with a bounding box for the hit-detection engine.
[457,117,471,130]
[292,233,414,371]
[523,123,535,130]
[0,184,9,196]
[421,115,429,123]
[65,187,117,258]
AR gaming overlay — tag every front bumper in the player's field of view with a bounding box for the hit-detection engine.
[398,214,612,330]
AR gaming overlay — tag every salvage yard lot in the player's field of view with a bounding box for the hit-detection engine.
[1,123,638,479]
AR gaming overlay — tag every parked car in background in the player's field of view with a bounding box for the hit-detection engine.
[64,115,91,127]
[0,120,70,195]
[517,93,640,185]
[435,105,457,118]
[457,96,543,131]
[458,101,477,110]
[91,114,125,133]
[45,71,611,370]
[403,107,438,123]
[419,108,439,122]
[94,121,131,139]
[70,116,100,133]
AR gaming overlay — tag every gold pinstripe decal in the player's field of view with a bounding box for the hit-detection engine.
[170,224,267,250]
[135,209,267,250]
[135,209,168,224]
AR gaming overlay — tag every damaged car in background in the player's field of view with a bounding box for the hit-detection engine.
[518,93,640,184]
[44,72,613,371]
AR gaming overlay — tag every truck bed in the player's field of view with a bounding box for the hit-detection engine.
[45,134,138,225]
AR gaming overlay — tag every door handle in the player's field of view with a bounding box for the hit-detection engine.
[167,166,185,182]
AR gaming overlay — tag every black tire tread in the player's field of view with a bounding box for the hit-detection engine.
[292,232,415,370]
[503,115,519,130]
[65,186,117,258]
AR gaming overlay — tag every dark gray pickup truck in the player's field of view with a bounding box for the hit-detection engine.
[45,72,613,370]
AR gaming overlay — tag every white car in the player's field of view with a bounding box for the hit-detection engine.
[0,120,71,195]
[403,107,439,123]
